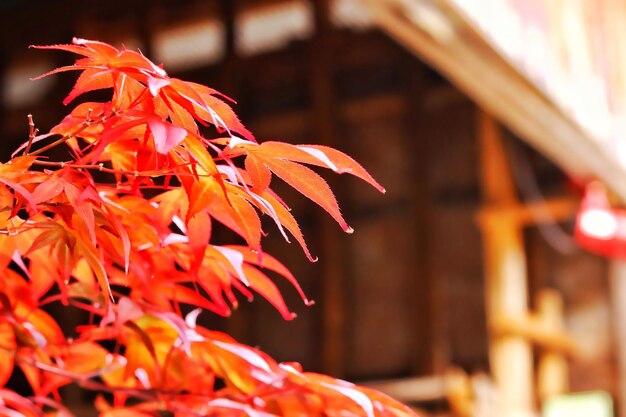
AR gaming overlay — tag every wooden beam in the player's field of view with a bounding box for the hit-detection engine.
[247,93,407,131]
[477,197,579,227]
[341,94,407,122]
[363,0,626,202]
[490,312,577,356]
[361,375,448,403]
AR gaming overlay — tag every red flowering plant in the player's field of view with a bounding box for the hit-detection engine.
[0,38,415,417]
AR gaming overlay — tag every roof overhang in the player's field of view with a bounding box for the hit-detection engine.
[363,0,626,200]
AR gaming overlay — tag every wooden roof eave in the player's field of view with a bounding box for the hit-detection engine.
[363,0,626,201]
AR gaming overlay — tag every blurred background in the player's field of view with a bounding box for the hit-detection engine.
[2,1,626,416]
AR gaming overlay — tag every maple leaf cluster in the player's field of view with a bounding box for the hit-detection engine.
[0,38,415,417]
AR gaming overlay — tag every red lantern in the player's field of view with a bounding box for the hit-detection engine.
[575,184,626,259]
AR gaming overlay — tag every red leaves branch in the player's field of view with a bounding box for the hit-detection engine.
[0,38,413,417]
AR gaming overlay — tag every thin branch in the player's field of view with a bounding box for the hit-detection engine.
[32,160,200,178]
[23,114,38,156]
[28,110,113,157]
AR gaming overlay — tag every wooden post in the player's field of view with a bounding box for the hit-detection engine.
[404,55,444,376]
[309,0,347,377]
[137,0,156,59]
[537,289,569,401]
[446,368,475,417]
[478,111,534,417]
[0,51,6,149]
[218,0,248,342]
[610,260,626,417]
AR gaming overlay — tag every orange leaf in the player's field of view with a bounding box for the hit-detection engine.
[210,190,262,251]
[245,153,272,191]
[258,191,316,262]
[187,211,212,253]
[63,67,114,105]
[226,245,313,307]
[259,157,352,233]
[297,144,385,193]
[156,283,221,314]
[163,93,199,134]
[76,239,112,303]
[183,135,218,175]
[14,305,64,346]
[0,323,15,387]
[25,226,66,256]
[245,141,385,193]
[0,178,35,213]
[186,178,217,221]
[32,177,65,204]
[242,264,295,320]
[0,156,37,172]
[202,95,254,140]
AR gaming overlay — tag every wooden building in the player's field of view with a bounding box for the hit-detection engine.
[0,1,624,416]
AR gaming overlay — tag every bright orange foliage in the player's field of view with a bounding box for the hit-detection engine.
[0,38,415,417]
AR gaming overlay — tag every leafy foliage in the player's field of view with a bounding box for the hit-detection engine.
[0,38,414,417]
